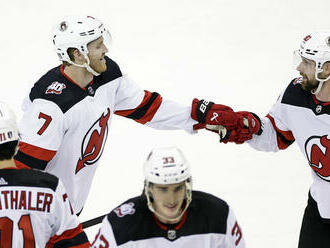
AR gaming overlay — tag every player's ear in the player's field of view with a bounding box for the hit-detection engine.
[322,62,330,75]
[72,49,85,64]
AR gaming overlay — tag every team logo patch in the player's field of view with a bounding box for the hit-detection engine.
[293,77,303,85]
[114,202,135,217]
[305,135,330,181]
[46,82,66,94]
[303,34,312,42]
[75,108,111,174]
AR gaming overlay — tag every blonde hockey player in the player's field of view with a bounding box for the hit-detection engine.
[14,15,259,215]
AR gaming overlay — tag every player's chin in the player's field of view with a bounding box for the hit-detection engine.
[93,63,107,73]
[164,206,180,216]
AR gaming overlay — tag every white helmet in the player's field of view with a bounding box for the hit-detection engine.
[144,147,192,223]
[52,15,111,76]
[0,102,19,145]
[295,32,330,94]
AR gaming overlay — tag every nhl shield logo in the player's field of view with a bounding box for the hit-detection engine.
[315,105,322,113]
[167,230,176,240]
[305,135,330,181]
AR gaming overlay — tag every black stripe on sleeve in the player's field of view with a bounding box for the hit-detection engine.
[53,232,89,248]
[15,151,48,170]
[276,131,295,147]
[125,92,160,120]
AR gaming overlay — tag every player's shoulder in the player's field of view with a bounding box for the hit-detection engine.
[28,65,77,113]
[191,190,229,219]
[100,56,122,82]
[106,195,150,241]
[280,77,313,108]
[0,168,59,191]
[27,57,122,113]
[107,195,147,226]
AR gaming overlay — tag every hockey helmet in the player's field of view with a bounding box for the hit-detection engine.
[0,102,19,145]
[144,146,192,222]
[294,32,330,94]
[52,15,111,76]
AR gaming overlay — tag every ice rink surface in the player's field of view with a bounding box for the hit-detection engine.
[1,0,330,247]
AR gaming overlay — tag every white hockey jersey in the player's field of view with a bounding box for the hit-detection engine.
[91,191,245,248]
[248,77,330,219]
[15,57,197,214]
[0,168,89,248]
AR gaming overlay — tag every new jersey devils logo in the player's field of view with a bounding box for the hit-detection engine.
[76,108,111,174]
[305,135,330,181]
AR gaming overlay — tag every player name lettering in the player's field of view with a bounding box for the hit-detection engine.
[0,132,7,142]
[0,190,53,212]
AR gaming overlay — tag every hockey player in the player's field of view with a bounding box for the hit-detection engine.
[216,32,330,248]
[14,15,260,215]
[91,146,246,248]
[0,102,90,247]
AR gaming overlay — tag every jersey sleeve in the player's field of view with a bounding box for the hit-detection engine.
[223,207,246,248]
[114,76,197,134]
[14,97,65,170]
[46,179,90,248]
[247,87,295,152]
[91,216,119,248]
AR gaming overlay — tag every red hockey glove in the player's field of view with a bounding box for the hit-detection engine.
[191,99,238,130]
[216,112,263,144]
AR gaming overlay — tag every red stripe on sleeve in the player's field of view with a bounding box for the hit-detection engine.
[115,90,162,124]
[266,114,294,150]
[18,142,56,161]
[14,160,32,169]
[46,224,90,248]
[135,93,162,124]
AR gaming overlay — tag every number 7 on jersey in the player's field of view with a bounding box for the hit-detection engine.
[37,112,52,135]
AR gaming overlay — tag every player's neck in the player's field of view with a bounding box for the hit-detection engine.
[0,158,17,169]
[64,65,94,88]
[315,81,330,102]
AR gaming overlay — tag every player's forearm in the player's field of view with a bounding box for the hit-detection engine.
[247,117,279,152]
[145,99,198,134]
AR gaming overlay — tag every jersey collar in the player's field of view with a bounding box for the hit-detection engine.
[60,64,94,91]
[152,211,188,231]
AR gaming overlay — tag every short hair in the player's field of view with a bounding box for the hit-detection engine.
[62,48,77,67]
[0,141,18,161]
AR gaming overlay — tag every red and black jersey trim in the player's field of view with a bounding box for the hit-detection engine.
[47,224,90,248]
[115,91,162,124]
[281,78,330,115]
[107,191,229,245]
[15,151,49,170]
[29,56,122,114]
[14,142,56,170]
[153,211,188,231]
[266,114,295,150]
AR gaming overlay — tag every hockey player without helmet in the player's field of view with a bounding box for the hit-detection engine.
[52,15,111,75]
[0,102,19,145]
[295,31,330,94]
